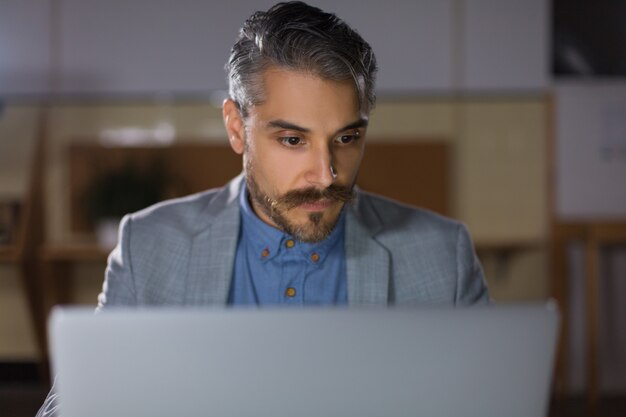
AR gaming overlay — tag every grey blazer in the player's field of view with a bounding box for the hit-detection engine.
[37,174,489,416]
[98,174,488,308]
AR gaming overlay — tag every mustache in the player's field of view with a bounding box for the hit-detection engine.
[273,184,356,211]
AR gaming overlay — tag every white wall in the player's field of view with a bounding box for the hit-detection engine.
[555,81,626,219]
[0,0,549,96]
[462,0,549,90]
[0,0,51,95]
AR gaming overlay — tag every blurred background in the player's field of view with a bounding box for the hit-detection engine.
[0,0,625,416]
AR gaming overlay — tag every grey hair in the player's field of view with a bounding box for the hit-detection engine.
[225,1,377,117]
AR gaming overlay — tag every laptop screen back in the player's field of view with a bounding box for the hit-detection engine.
[49,304,559,417]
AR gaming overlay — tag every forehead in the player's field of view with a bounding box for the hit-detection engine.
[249,68,364,129]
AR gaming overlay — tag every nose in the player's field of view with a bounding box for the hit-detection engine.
[304,145,335,188]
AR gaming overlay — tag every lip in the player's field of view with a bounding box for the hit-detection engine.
[298,199,334,211]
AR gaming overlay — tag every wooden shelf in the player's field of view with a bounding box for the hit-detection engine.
[0,245,20,262]
[555,220,626,243]
[475,238,544,253]
[41,244,109,262]
[551,219,626,412]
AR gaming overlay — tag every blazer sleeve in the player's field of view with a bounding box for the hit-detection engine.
[97,214,138,310]
[455,223,491,305]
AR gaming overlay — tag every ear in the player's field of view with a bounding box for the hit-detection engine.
[223,99,246,155]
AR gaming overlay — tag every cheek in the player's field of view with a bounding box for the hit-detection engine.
[253,146,304,190]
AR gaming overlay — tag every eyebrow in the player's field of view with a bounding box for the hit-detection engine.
[266,118,369,135]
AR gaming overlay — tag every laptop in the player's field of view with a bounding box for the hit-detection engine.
[49,303,559,417]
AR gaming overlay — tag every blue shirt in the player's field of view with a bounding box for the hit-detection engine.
[228,184,348,306]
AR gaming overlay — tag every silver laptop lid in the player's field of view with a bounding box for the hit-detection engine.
[49,304,559,417]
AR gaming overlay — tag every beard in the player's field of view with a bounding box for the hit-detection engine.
[245,170,356,243]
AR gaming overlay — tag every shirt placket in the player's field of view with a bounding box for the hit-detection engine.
[281,239,306,305]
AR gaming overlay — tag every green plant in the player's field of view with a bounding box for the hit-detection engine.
[84,163,166,224]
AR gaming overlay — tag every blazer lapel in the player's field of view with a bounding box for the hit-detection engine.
[185,177,242,305]
[183,179,390,306]
[345,200,390,306]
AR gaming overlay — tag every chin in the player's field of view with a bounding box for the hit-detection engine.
[281,208,341,243]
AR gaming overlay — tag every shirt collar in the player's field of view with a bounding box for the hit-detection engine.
[238,182,346,265]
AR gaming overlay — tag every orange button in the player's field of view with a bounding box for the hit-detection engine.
[285,239,295,248]
[261,248,270,258]
[310,252,320,262]
[285,287,296,298]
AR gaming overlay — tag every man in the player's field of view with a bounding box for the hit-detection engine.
[37,1,489,415]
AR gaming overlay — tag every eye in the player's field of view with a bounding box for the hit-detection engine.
[279,136,303,147]
[335,131,361,145]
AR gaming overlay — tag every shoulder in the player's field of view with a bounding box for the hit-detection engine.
[352,190,489,305]
[124,175,242,237]
[354,190,464,241]
[129,188,221,232]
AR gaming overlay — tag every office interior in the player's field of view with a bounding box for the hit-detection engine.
[0,0,625,416]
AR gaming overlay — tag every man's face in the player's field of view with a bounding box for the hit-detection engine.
[224,68,368,243]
